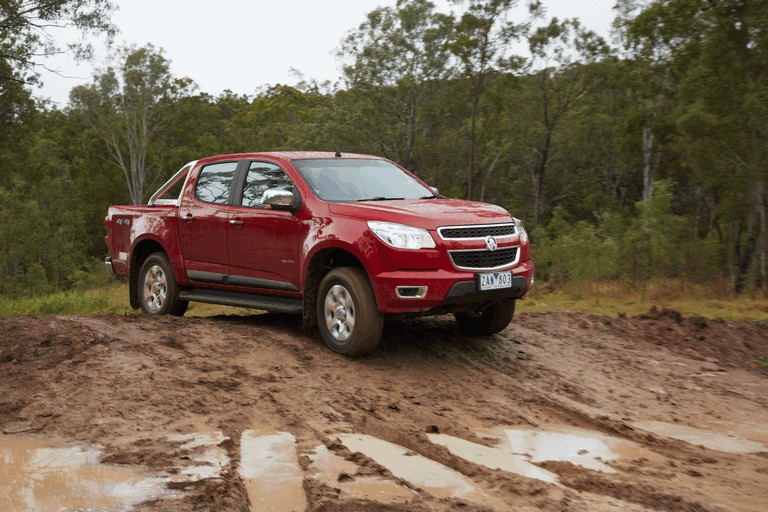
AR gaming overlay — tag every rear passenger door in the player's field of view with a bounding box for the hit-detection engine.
[226,161,303,292]
[179,160,242,280]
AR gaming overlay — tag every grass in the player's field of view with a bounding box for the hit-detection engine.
[0,282,255,318]
[518,279,768,321]
[1,277,766,321]
[0,284,132,317]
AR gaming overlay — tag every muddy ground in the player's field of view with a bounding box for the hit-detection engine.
[1,307,767,511]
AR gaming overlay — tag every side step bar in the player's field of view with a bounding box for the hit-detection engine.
[179,289,302,314]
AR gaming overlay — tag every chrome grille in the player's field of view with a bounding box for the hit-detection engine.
[438,223,516,240]
[449,247,519,270]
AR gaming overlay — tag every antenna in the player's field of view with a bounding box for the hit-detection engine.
[331,140,342,158]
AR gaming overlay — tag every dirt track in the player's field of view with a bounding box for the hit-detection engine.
[1,308,767,511]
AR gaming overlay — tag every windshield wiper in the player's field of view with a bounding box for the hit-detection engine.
[357,197,405,202]
[418,195,437,199]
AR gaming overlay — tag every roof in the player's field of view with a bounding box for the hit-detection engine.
[196,151,383,165]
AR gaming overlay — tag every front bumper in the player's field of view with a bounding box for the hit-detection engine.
[441,275,528,305]
[371,259,534,314]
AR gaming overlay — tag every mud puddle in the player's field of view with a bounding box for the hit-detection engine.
[337,433,504,508]
[428,432,559,483]
[498,425,660,472]
[430,425,661,484]
[0,434,166,512]
[632,421,768,454]
[167,430,230,481]
[309,445,415,503]
[238,429,306,512]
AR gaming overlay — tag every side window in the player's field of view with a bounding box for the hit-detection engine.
[241,162,295,208]
[195,162,239,204]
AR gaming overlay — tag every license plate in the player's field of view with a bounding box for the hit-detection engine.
[478,271,512,291]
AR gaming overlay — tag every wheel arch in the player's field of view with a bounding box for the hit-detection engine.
[129,238,168,310]
[302,246,367,330]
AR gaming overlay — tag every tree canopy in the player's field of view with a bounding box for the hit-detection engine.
[0,0,114,83]
[1,0,766,298]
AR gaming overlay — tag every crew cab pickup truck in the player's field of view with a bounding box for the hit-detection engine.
[105,152,534,355]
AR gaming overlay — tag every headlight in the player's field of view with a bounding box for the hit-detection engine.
[367,221,436,250]
[514,218,529,244]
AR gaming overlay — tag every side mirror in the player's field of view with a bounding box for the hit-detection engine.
[263,188,301,212]
[429,186,440,196]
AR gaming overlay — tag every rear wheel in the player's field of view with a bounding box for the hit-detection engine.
[455,299,515,335]
[317,267,383,356]
[138,252,188,316]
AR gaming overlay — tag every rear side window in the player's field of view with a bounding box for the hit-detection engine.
[195,162,239,204]
[241,162,295,208]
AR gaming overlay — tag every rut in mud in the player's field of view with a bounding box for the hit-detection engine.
[1,309,767,511]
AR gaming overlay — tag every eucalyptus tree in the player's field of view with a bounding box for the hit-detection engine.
[71,45,192,205]
[0,0,114,83]
[622,0,768,293]
[338,0,452,170]
[447,0,532,199]
[523,17,611,225]
[612,0,677,203]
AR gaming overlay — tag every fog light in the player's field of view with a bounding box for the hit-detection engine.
[396,286,428,299]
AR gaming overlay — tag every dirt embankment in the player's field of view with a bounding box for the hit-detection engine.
[1,308,767,511]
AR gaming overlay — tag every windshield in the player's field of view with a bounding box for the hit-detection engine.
[292,158,433,202]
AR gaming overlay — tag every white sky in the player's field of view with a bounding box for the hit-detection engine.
[36,0,617,106]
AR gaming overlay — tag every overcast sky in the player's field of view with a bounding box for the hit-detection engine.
[37,0,617,106]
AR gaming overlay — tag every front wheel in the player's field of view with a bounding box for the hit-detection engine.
[454,299,515,336]
[317,267,383,356]
[138,252,188,316]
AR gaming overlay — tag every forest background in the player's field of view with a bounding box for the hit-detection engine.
[1,0,766,313]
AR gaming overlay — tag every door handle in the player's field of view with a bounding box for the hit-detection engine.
[229,218,243,227]
[183,213,194,223]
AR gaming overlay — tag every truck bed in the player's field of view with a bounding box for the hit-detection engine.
[106,204,180,277]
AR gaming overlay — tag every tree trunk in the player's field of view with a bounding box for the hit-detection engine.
[731,180,767,294]
[757,180,767,296]
[642,127,655,201]
[404,97,417,170]
[733,214,758,294]
[467,93,479,200]
[532,130,552,226]
[479,151,502,203]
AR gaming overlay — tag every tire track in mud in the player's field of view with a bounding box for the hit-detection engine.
[0,311,766,511]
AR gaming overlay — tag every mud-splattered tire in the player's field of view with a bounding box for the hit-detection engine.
[138,252,188,317]
[317,267,383,356]
[455,300,515,336]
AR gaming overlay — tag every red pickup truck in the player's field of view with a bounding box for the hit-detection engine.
[105,152,534,355]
